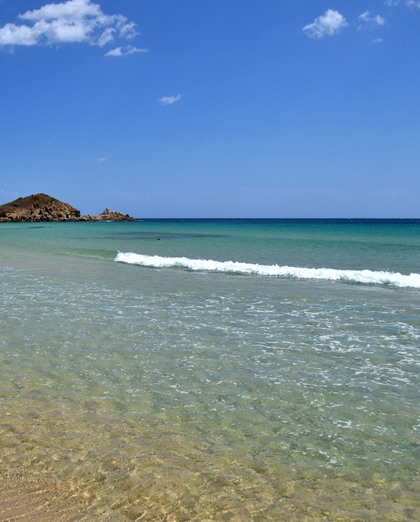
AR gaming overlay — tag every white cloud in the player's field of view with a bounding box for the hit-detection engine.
[97,156,109,164]
[303,9,347,39]
[96,27,115,47]
[158,94,183,106]
[358,11,385,28]
[19,0,101,21]
[105,45,148,57]
[0,23,39,46]
[0,0,139,49]
[372,37,384,44]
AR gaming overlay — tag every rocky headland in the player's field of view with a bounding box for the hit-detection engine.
[0,194,135,222]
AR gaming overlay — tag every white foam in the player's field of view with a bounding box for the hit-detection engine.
[114,252,420,288]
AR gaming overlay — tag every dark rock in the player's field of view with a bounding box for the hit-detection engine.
[0,193,134,222]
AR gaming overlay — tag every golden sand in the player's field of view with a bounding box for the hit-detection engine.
[0,471,97,522]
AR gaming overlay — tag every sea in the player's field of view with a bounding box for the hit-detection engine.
[0,219,419,521]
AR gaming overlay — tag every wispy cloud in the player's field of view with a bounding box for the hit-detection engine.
[158,93,183,106]
[358,11,385,28]
[96,156,109,164]
[303,9,347,39]
[387,0,420,8]
[0,0,139,51]
[105,45,148,57]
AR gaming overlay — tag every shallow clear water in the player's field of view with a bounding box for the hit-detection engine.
[0,220,419,520]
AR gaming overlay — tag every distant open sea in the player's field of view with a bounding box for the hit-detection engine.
[0,219,419,520]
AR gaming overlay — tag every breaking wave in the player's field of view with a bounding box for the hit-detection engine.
[114,252,420,288]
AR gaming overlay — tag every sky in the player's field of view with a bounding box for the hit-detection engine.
[0,0,419,218]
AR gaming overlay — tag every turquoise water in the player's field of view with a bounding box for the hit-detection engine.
[0,220,419,520]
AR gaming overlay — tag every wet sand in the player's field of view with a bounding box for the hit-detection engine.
[0,471,96,522]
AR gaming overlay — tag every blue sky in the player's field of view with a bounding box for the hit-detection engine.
[1,0,419,217]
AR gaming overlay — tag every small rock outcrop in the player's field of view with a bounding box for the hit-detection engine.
[80,208,134,222]
[0,194,135,222]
